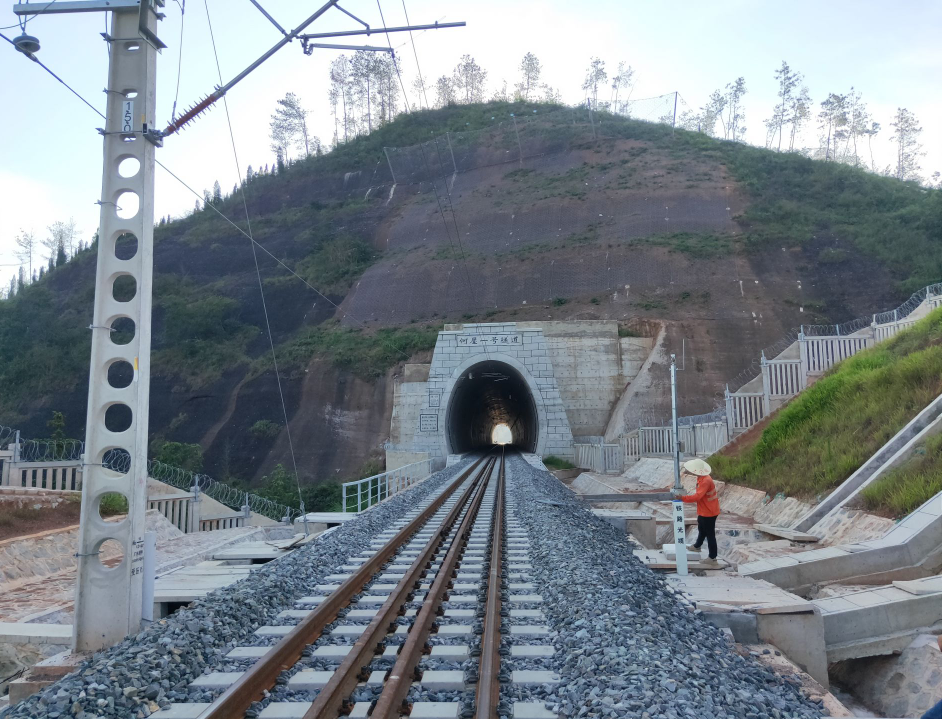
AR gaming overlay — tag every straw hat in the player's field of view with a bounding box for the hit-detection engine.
[683,458,712,476]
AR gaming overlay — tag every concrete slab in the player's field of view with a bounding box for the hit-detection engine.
[313,645,353,658]
[511,646,555,657]
[409,703,461,719]
[226,647,269,659]
[258,703,316,719]
[287,670,335,690]
[0,622,72,644]
[255,626,292,636]
[156,704,211,718]
[509,625,550,636]
[191,672,242,689]
[513,702,559,719]
[753,524,819,542]
[512,671,560,686]
[430,645,469,661]
[420,670,465,690]
[436,624,473,635]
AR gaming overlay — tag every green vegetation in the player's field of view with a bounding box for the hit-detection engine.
[152,441,204,473]
[637,232,736,259]
[154,279,257,386]
[861,433,942,517]
[250,419,282,440]
[248,458,389,513]
[0,282,92,414]
[636,298,667,311]
[99,492,129,516]
[543,455,576,470]
[617,325,641,338]
[711,307,942,505]
[259,324,439,380]
[552,297,569,306]
[291,234,375,294]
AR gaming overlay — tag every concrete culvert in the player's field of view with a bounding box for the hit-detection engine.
[445,360,538,453]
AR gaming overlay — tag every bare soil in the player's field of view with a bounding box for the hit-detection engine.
[0,501,81,542]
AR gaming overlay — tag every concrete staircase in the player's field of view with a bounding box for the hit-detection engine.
[740,491,942,594]
[794,390,942,532]
[814,575,942,663]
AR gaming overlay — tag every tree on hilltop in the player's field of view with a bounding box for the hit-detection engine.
[582,57,607,110]
[453,54,487,103]
[515,52,542,101]
[610,61,634,113]
[890,108,924,182]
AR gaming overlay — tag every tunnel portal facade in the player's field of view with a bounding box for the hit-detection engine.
[409,323,575,461]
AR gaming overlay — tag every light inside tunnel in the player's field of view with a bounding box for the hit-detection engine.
[491,423,512,445]
[446,360,538,453]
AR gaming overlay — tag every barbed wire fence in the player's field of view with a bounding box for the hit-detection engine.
[0,424,298,522]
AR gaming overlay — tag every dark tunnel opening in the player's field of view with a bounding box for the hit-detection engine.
[446,361,539,453]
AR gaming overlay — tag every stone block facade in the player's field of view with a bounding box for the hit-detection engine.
[410,323,575,460]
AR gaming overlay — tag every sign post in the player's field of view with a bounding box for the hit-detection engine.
[670,354,688,576]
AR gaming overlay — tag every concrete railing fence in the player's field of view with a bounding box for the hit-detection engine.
[615,283,941,468]
[341,458,433,513]
[574,442,623,474]
[147,492,201,534]
[622,421,728,465]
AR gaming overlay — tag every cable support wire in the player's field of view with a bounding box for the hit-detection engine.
[203,0,304,514]
[375,0,482,315]
[5,0,58,31]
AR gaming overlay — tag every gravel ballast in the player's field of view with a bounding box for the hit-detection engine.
[503,453,825,719]
[3,452,828,719]
[0,458,476,719]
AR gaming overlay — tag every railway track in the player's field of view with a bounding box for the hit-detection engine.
[162,449,551,719]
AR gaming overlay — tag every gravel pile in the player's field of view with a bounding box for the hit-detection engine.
[1,458,475,719]
[504,453,826,719]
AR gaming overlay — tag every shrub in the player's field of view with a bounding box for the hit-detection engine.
[543,455,576,470]
[250,419,281,440]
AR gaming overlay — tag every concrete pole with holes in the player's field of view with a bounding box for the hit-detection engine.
[71,5,160,652]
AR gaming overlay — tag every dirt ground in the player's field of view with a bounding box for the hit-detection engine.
[0,500,81,542]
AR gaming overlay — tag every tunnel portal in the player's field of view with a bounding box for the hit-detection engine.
[445,360,539,453]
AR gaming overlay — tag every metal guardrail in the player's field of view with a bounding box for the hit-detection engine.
[341,459,433,513]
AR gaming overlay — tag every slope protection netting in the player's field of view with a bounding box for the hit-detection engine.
[347,105,739,325]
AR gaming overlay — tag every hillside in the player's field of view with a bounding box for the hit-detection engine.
[711,306,942,516]
[0,101,939,487]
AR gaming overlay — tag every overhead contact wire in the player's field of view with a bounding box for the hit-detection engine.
[203,0,304,515]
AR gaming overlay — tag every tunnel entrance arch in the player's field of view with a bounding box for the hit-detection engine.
[441,354,546,456]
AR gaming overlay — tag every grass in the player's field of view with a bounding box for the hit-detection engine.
[711,306,942,504]
[860,432,942,517]
[636,232,736,260]
[543,455,576,470]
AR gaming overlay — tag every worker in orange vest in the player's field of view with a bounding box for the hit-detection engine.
[675,458,720,565]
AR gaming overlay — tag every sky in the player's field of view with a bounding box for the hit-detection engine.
[1,0,940,290]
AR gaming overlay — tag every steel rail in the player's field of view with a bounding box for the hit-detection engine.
[302,456,495,719]
[475,449,505,719]
[201,455,486,719]
[372,454,499,717]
